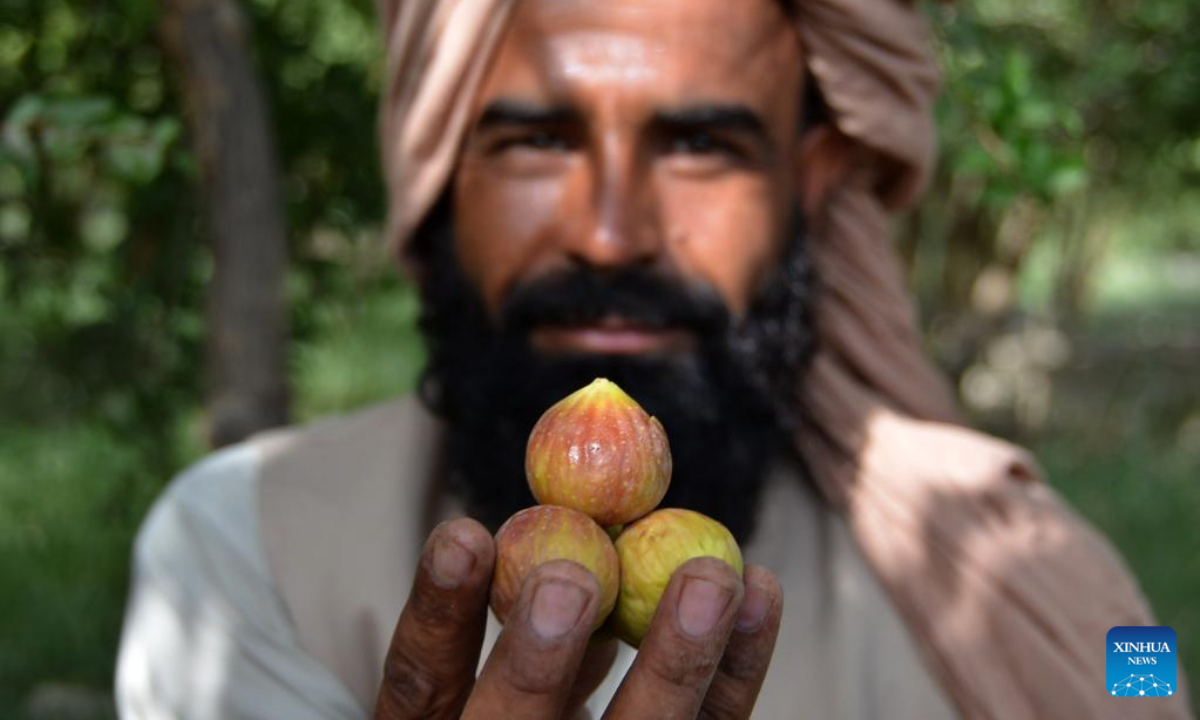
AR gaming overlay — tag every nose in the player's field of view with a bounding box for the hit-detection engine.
[562,137,664,270]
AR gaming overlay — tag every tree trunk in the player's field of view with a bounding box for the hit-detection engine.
[161,0,290,448]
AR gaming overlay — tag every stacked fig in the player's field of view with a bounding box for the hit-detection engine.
[489,378,743,647]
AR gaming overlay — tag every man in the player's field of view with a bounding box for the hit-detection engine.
[117,0,1191,718]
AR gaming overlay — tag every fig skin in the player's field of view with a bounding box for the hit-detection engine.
[526,378,671,527]
[611,508,743,648]
[490,505,620,631]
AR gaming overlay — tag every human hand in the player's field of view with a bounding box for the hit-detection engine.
[374,517,783,720]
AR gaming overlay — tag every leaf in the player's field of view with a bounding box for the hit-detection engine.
[956,144,998,176]
[45,96,116,128]
[1048,164,1089,197]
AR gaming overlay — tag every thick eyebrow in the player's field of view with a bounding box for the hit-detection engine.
[474,99,582,130]
[472,99,774,154]
[652,103,773,152]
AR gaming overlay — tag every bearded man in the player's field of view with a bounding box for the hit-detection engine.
[116,0,1192,718]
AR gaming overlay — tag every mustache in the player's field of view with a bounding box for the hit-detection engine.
[498,266,731,336]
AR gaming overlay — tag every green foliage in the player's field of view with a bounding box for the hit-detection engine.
[933,0,1200,205]
[937,20,1087,208]
[1,0,202,470]
[0,0,392,710]
[905,0,1200,384]
[243,0,387,326]
[0,0,388,447]
[0,422,167,712]
[292,275,425,420]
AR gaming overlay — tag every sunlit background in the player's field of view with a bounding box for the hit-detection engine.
[1,0,1197,716]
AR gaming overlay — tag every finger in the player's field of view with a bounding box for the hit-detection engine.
[696,565,783,720]
[462,559,603,720]
[602,556,744,720]
[375,518,495,720]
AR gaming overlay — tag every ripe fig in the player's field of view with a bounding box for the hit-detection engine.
[526,378,671,527]
[611,508,743,647]
[490,505,620,631]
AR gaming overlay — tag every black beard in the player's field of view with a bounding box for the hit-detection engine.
[409,194,817,543]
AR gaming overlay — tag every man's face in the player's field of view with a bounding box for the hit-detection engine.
[416,0,816,540]
[454,0,806,345]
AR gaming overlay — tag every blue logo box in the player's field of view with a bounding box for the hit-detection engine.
[1107,626,1177,698]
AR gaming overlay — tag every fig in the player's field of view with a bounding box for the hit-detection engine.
[526,378,671,527]
[490,505,620,631]
[611,508,743,647]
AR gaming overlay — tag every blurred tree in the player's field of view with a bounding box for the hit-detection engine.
[1,0,384,706]
[904,0,1200,432]
[161,0,290,447]
[0,0,384,460]
[906,3,1088,384]
[1,3,201,471]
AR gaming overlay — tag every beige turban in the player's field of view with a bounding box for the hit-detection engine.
[376,1,1190,717]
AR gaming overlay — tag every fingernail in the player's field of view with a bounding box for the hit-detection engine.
[677,577,733,638]
[735,582,770,633]
[531,580,589,640]
[430,539,475,589]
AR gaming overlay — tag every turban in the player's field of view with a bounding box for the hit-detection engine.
[376,1,1189,716]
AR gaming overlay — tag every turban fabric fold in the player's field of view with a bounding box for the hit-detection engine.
[376,1,1191,716]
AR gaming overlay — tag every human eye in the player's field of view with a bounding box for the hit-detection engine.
[663,127,756,167]
[495,128,572,153]
[669,129,725,155]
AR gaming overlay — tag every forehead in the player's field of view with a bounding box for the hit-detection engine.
[476,0,803,111]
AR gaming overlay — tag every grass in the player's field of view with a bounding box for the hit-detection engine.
[0,260,1196,716]
[291,276,425,420]
[0,423,162,714]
